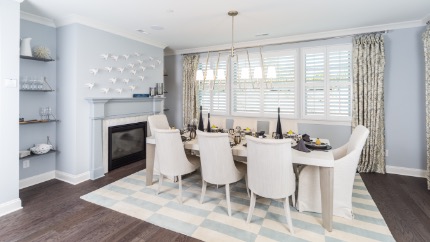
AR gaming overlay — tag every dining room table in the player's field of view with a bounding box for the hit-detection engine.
[145,134,335,232]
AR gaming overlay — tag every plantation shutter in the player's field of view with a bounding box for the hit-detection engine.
[327,45,352,119]
[303,47,326,118]
[302,44,352,120]
[231,52,261,114]
[262,50,297,117]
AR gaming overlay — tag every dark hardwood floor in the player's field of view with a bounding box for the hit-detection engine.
[0,162,429,242]
[361,173,430,242]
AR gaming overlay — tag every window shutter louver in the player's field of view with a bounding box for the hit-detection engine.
[302,45,352,120]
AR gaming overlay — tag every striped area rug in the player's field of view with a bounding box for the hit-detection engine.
[81,170,394,242]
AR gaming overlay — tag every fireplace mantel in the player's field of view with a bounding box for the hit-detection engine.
[86,97,164,179]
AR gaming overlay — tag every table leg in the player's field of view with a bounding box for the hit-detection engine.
[319,166,334,232]
[146,143,155,186]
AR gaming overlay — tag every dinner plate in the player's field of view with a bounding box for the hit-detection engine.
[305,141,328,149]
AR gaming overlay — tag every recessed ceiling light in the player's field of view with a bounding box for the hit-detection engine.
[136,29,149,34]
[151,25,164,31]
[255,33,269,37]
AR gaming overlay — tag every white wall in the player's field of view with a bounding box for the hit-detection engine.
[57,24,164,177]
[0,0,22,216]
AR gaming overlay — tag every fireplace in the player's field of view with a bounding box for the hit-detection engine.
[108,122,146,171]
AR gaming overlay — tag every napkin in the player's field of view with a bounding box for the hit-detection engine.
[292,139,310,153]
[302,134,311,142]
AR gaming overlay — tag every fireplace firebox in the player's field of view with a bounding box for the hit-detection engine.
[108,122,146,171]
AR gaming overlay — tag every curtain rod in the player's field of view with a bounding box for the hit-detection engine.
[183,30,388,56]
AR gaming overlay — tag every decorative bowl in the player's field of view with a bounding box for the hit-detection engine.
[30,144,52,154]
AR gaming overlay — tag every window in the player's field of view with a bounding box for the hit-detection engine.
[231,50,297,118]
[197,53,228,115]
[302,44,352,120]
[195,43,352,122]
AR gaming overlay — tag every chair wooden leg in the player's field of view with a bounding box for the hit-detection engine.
[247,191,256,223]
[200,180,207,204]
[178,175,183,204]
[226,184,231,216]
[291,193,296,207]
[284,197,294,235]
[157,174,164,195]
[245,174,250,198]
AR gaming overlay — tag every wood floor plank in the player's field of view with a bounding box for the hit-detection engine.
[1,160,428,242]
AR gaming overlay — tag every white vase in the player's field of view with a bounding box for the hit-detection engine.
[20,38,32,57]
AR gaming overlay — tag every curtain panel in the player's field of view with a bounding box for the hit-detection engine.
[182,54,200,126]
[352,34,386,173]
[423,24,430,189]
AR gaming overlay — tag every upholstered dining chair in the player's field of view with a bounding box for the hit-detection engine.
[147,114,171,176]
[246,136,295,234]
[153,128,200,204]
[297,125,369,219]
[197,131,248,216]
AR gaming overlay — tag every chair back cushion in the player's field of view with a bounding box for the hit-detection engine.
[246,136,295,199]
[346,125,370,154]
[197,131,242,184]
[148,115,170,135]
[153,129,194,176]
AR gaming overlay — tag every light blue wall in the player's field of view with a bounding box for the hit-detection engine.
[57,24,164,175]
[384,27,427,170]
[0,0,21,209]
[19,20,57,179]
[165,26,429,170]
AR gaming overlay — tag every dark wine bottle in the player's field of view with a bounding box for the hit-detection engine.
[198,106,204,131]
[276,107,283,139]
[206,113,211,132]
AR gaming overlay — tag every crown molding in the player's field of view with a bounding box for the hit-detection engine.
[55,14,167,49]
[168,19,426,56]
[20,11,56,27]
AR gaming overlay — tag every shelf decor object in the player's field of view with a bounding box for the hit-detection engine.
[30,143,53,155]
[32,46,52,59]
[20,37,32,57]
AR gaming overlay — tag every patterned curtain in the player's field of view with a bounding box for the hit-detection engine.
[352,34,386,173]
[423,24,430,189]
[182,54,200,126]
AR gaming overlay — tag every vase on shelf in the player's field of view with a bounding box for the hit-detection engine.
[20,38,32,57]
[198,106,204,131]
[276,107,283,139]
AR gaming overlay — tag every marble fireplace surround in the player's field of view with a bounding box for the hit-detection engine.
[86,97,164,180]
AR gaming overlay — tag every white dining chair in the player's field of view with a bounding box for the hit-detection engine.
[153,128,200,204]
[297,125,369,219]
[197,131,248,216]
[246,136,295,234]
[147,114,171,177]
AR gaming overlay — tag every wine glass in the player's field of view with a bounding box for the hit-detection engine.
[21,76,29,90]
[39,107,46,121]
[46,107,52,120]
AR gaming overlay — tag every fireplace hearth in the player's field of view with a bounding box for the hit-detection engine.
[108,122,146,171]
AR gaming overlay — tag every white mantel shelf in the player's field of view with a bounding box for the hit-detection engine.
[85,97,165,103]
[86,96,164,180]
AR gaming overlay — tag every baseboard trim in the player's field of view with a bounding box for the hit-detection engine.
[19,171,56,189]
[0,199,22,217]
[386,165,427,178]
[55,171,90,185]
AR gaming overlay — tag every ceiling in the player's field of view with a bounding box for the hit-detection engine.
[21,0,430,53]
